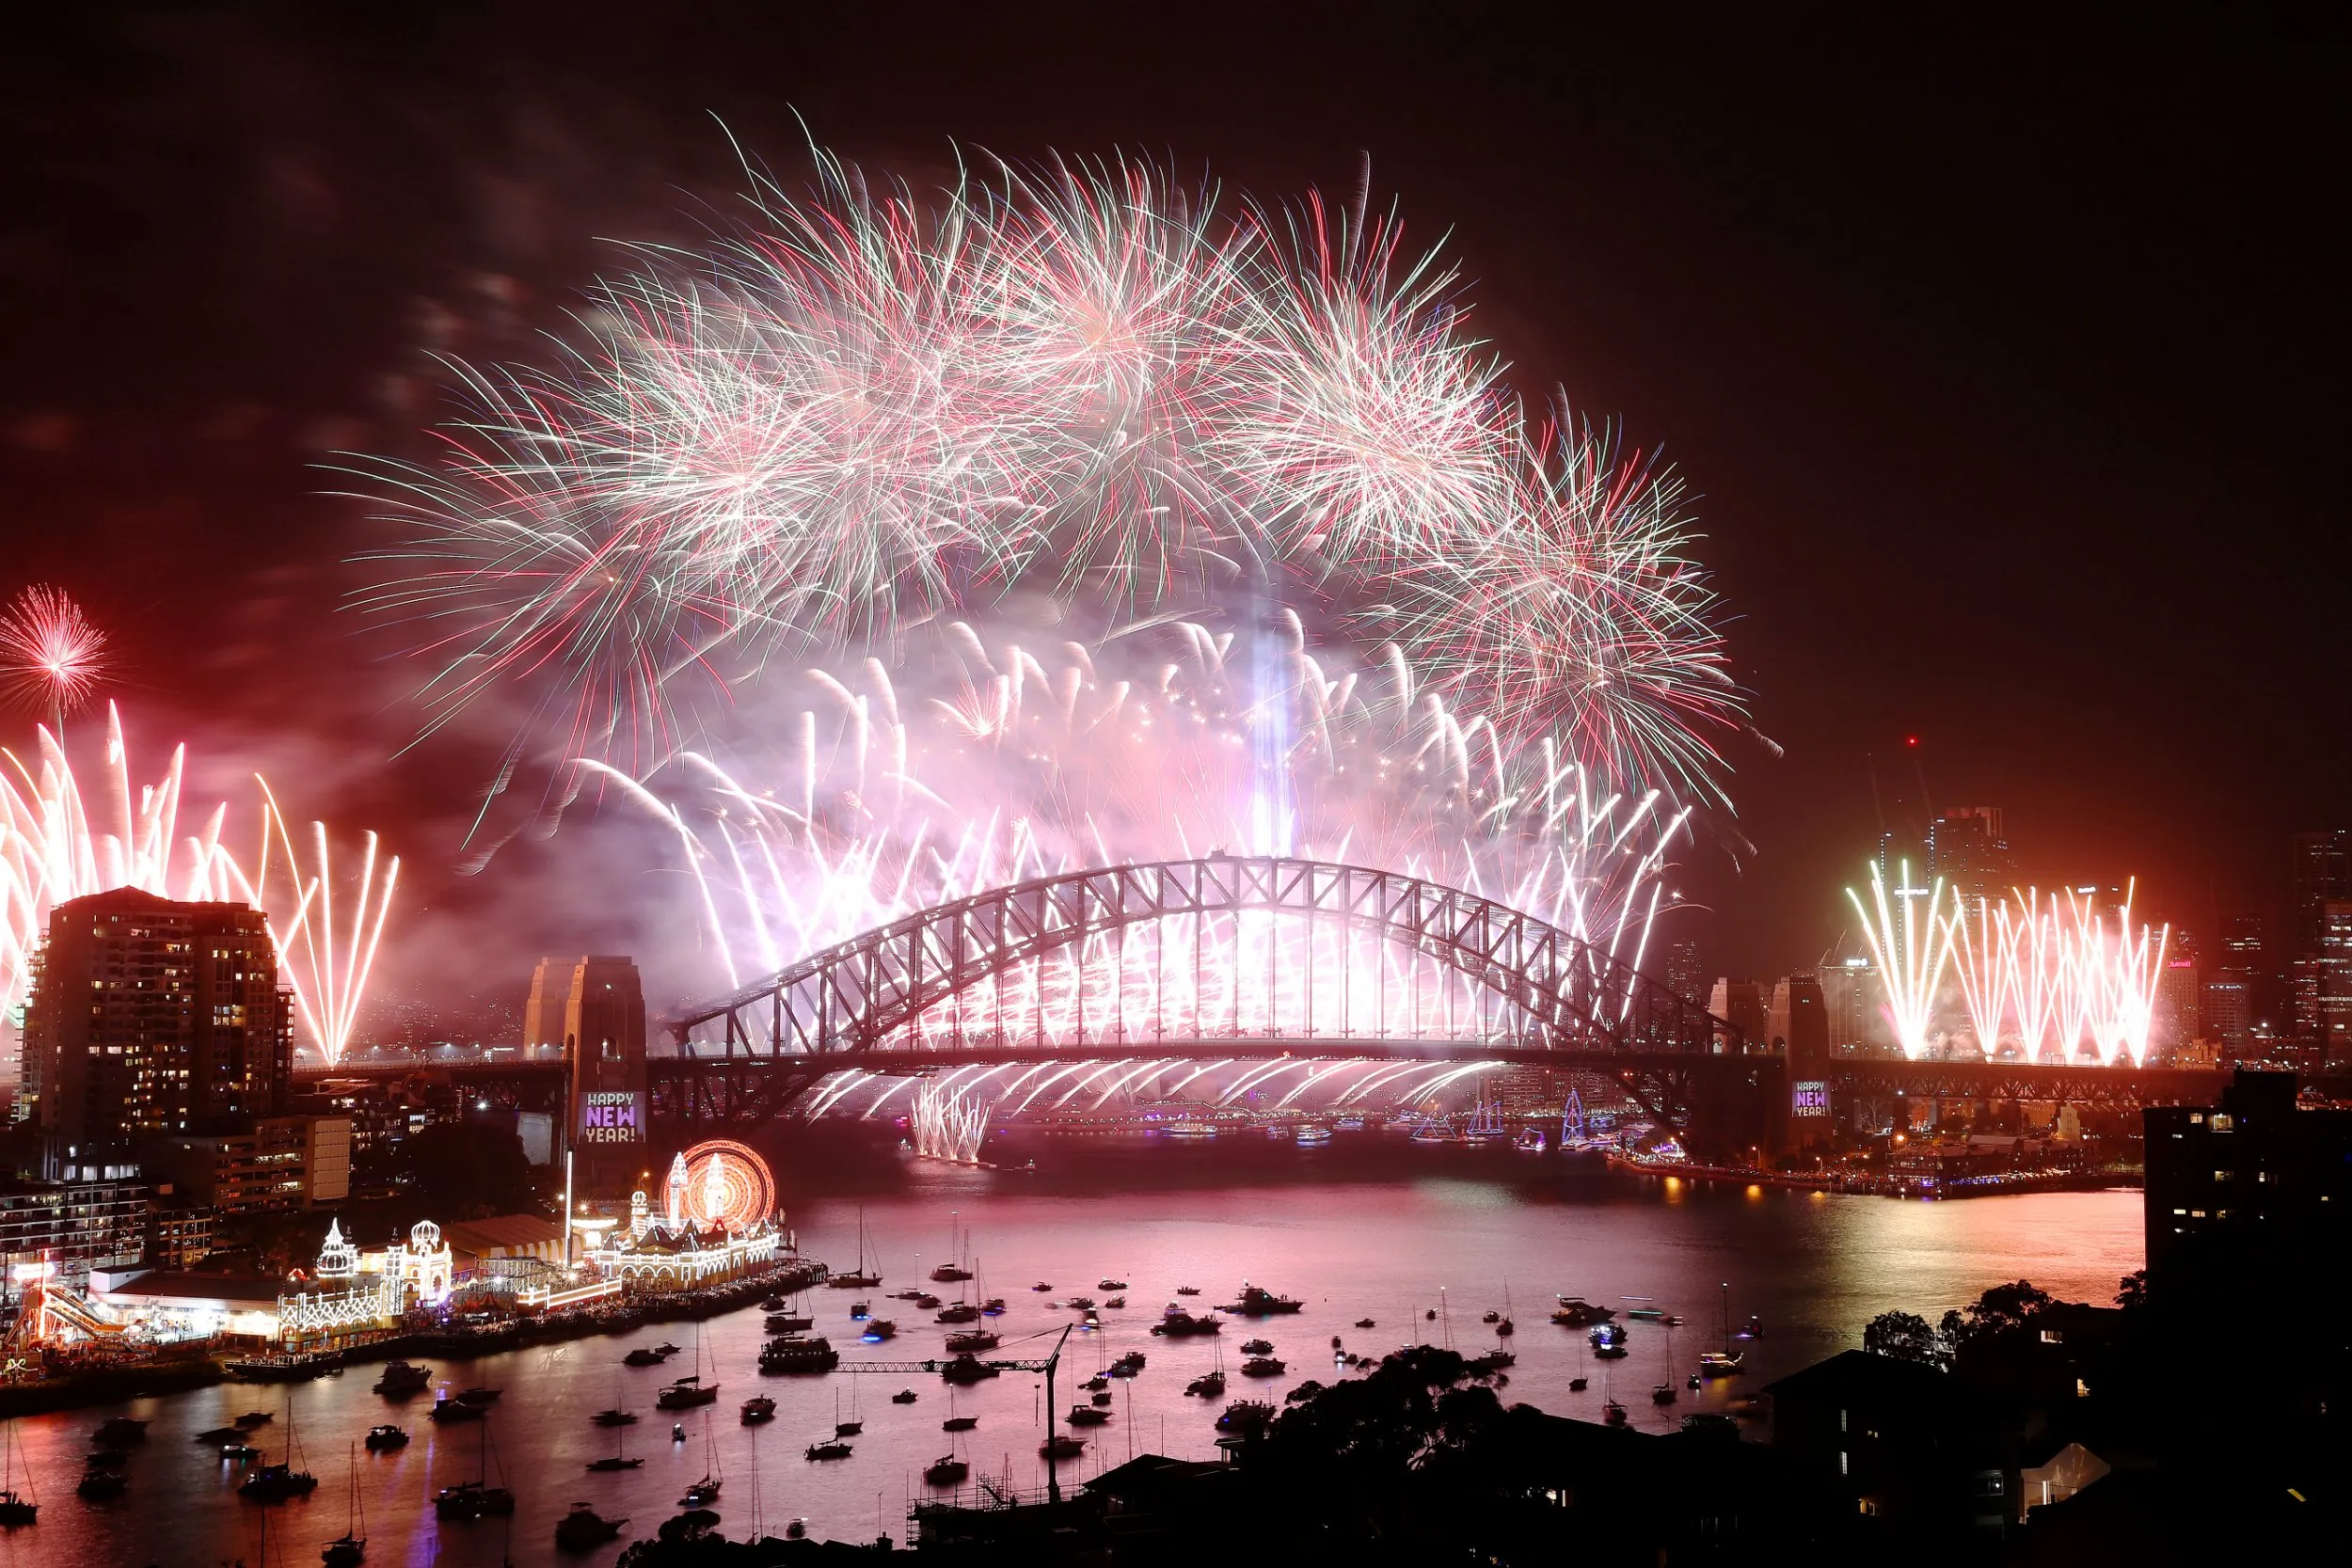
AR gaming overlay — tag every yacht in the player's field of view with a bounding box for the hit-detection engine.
[1591,1323,1629,1358]
[363,1425,408,1450]
[555,1504,628,1552]
[1462,1100,1510,1145]
[740,1396,777,1424]
[1696,1352,1745,1378]
[1294,1123,1332,1146]
[803,1439,853,1462]
[923,1454,969,1486]
[656,1377,719,1410]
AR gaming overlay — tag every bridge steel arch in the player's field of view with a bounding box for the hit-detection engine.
[670,855,1740,1061]
[652,857,1773,1148]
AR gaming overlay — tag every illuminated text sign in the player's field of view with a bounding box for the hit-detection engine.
[580,1091,645,1145]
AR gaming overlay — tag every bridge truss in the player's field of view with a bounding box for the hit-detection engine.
[656,856,1754,1143]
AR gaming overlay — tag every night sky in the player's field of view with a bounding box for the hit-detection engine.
[5,6,2345,1004]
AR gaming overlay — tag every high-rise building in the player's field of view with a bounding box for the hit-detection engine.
[529,957,648,1193]
[1816,959,1875,1052]
[22,889,292,1158]
[1928,807,2014,912]
[1662,935,1704,1006]
[2314,900,2352,1069]
[2291,830,2351,957]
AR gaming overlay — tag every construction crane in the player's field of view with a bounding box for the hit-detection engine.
[829,1323,1079,1501]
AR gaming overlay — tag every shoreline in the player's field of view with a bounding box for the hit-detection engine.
[0,1256,828,1419]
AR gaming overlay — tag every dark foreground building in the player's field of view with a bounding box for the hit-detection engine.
[21,888,291,1162]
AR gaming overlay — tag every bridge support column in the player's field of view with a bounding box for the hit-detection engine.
[1682,1056,1788,1168]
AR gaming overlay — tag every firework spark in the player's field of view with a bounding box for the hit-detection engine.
[351,142,1744,801]
[0,585,110,721]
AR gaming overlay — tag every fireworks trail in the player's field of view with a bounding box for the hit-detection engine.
[1846,864,2174,1064]
[0,704,399,1066]
[350,141,1744,807]
[1847,860,1953,1059]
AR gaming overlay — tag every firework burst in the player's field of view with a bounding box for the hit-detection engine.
[350,141,1744,801]
[0,585,110,722]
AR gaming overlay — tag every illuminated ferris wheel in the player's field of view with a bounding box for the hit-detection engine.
[665,1138,776,1231]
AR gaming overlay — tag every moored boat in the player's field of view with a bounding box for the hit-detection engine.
[555,1503,627,1552]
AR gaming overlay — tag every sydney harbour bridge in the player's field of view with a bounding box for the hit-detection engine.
[644,855,2235,1162]
[308,856,2244,1164]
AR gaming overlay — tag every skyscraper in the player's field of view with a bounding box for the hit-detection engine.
[22,888,291,1156]
[1928,807,2014,913]
[1663,935,1705,1006]
[2290,830,2350,956]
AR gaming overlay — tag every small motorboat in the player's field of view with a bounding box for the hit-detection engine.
[1242,1356,1286,1377]
[671,1424,686,1443]
[429,1396,485,1423]
[622,1347,666,1367]
[942,1417,978,1433]
[1108,1351,1147,1376]
[233,1412,274,1429]
[363,1425,408,1450]
[1651,1383,1678,1405]
[741,1396,777,1424]
[804,1439,853,1461]
[859,1320,898,1343]
[1740,1315,1765,1339]
[1090,1390,1114,1407]
[914,1293,943,1310]
[1354,1318,1375,1329]
[584,1455,644,1473]
[591,1408,637,1428]
[653,1343,681,1357]
[555,1503,628,1552]
[1175,1285,1201,1296]
[1570,1376,1589,1392]
[373,1362,432,1396]
[1039,1435,1085,1460]
[924,1454,969,1486]
[1103,1295,1126,1309]
[891,1389,918,1404]
[455,1386,501,1407]
[1031,1282,1053,1291]
[434,1481,516,1520]
[1240,1338,1274,1355]
[761,1294,789,1311]
[1603,1400,1629,1427]
[1482,1310,1501,1323]
[1067,1296,1096,1310]
[77,1468,128,1501]
[221,1443,263,1462]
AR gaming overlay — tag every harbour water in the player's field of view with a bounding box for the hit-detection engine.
[0,1145,2142,1565]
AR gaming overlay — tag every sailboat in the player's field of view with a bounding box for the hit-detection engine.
[657,1322,720,1410]
[678,1418,722,1507]
[434,1415,516,1519]
[834,1384,863,1437]
[0,1419,37,1526]
[929,1213,973,1282]
[239,1390,319,1502]
[587,1407,643,1471]
[1651,1320,1680,1405]
[1462,1092,1509,1145]
[321,1442,365,1565]
[829,1208,882,1288]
